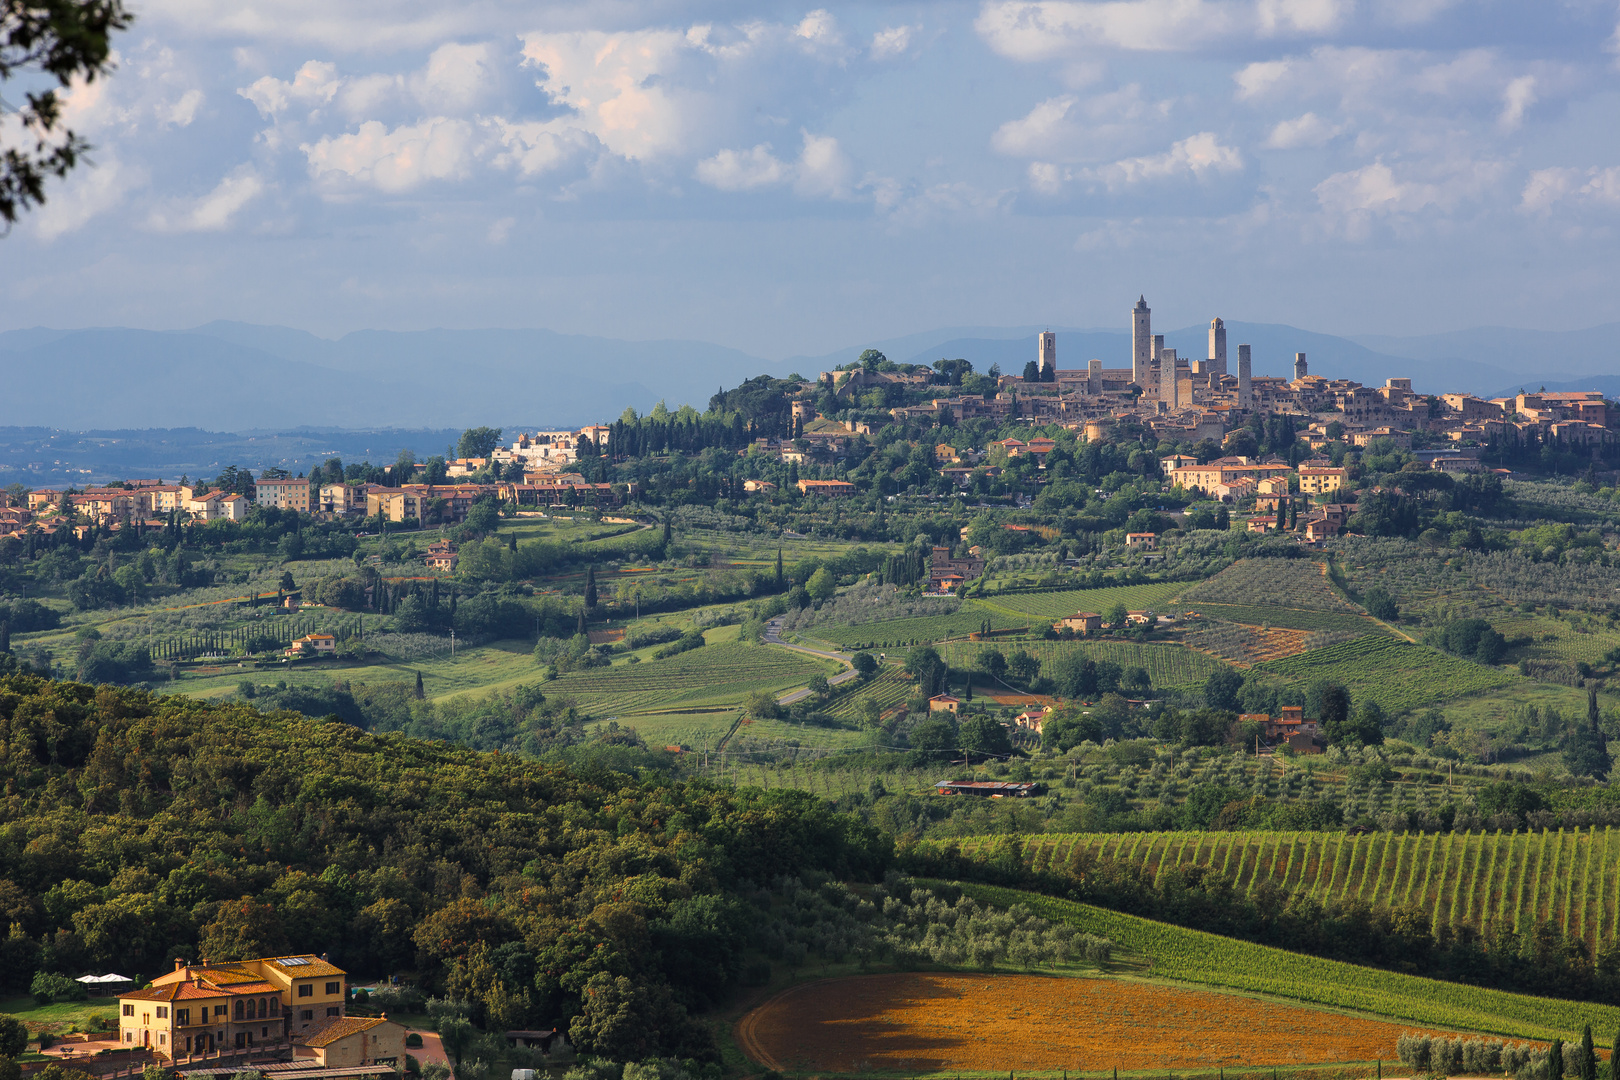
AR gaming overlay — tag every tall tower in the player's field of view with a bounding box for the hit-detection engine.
[1038,331,1056,379]
[1131,296,1151,387]
[1293,352,1308,381]
[1087,358,1102,396]
[1160,348,1179,409]
[1237,344,1252,408]
[1207,318,1227,377]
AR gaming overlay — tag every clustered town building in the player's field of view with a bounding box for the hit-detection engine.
[0,425,632,544]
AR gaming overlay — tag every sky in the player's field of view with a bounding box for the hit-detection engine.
[5,0,1620,360]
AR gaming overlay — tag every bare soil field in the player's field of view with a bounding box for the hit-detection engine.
[736,973,1450,1074]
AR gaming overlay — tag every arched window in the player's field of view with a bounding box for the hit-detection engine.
[234,1000,244,1020]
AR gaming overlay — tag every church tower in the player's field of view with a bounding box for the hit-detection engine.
[1038,331,1056,379]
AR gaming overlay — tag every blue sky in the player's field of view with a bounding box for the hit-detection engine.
[6,0,1620,360]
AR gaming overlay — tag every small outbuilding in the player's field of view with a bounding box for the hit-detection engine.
[292,1016,406,1068]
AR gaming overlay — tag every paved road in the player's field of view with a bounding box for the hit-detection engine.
[764,616,859,705]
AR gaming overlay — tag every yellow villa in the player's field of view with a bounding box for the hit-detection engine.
[117,954,347,1058]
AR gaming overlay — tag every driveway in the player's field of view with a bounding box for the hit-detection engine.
[764,616,859,705]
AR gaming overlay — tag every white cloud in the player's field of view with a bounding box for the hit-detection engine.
[520,29,698,161]
[490,119,597,177]
[1255,0,1345,35]
[991,85,1168,161]
[147,165,265,231]
[166,88,205,126]
[794,9,844,50]
[1498,74,1536,132]
[32,154,145,240]
[137,0,472,52]
[1087,131,1242,187]
[487,216,516,244]
[975,0,1347,58]
[1521,166,1620,212]
[870,25,915,58]
[694,131,852,197]
[1264,111,1341,148]
[411,42,495,113]
[794,131,853,197]
[695,144,790,191]
[238,60,340,117]
[992,95,1079,156]
[1315,157,1505,232]
[303,117,476,192]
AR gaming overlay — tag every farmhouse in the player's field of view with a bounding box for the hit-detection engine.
[291,1015,407,1068]
[1055,612,1103,634]
[928,694,962,714]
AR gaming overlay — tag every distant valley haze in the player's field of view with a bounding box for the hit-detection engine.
[0,316,1613,431]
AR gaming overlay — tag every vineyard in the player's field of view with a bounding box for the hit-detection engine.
[1182,559,1363,613]
[1251,635,1515,713]
[953,827,1620,955]
[980,582,1189,620]
[955,883,1620,1041]
[546,642,834,715]
[939,639,1229,691]
[827,664,915,720]
[1189,603,1383,634]
[1181,622,1315,666]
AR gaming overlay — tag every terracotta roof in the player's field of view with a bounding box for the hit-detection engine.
[120,984,228,1002]
[261,955,346,977]
[296,1016,390,1048]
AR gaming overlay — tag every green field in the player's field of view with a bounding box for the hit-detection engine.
[978,582,1190,621]
[1251,635,1515,713]
[548,641,836,716]
[939,639,1229,691]
[811,603,1030,648]
[956,882,1620,1042]
[957,828,1620,954]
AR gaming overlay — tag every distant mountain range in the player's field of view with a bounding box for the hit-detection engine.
[0,318,1613,430]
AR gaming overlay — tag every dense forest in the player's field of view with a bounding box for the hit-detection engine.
[0,661,889,1061]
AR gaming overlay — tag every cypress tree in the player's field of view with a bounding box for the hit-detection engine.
[0,621,9,654]
[1611,1029,1619,1080]
[1552,1039,1566,1080]
[585,565,597,610]
[775,548,784,589]
[663,517,673,546]
[508,532,517,552]
[1581,1026,1596,1080]
[415,670,425,700]
[576,608,587,636]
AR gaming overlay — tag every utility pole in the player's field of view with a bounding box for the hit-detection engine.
[450,628,455,660]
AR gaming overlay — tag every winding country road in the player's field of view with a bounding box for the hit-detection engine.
[764,615,859,705]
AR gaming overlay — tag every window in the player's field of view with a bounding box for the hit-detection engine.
[215,1005,227,1018]
[234,1001,244,1020]
[159,1034,166,1046]
[122,1005,134,1017]
[176,1010,190,1026]
[301,1010,313,1022]
[156,1008,168,1019]
[297,984,312,998]
[325,982,340,995]
[124,1033,133,1044]
[326,1007,339,1018]
[270,999,280,1016]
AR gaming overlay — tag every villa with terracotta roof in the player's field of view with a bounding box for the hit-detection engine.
[118,954,347,1058]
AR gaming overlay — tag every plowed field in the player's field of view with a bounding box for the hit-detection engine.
[737,974,1450,1074]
